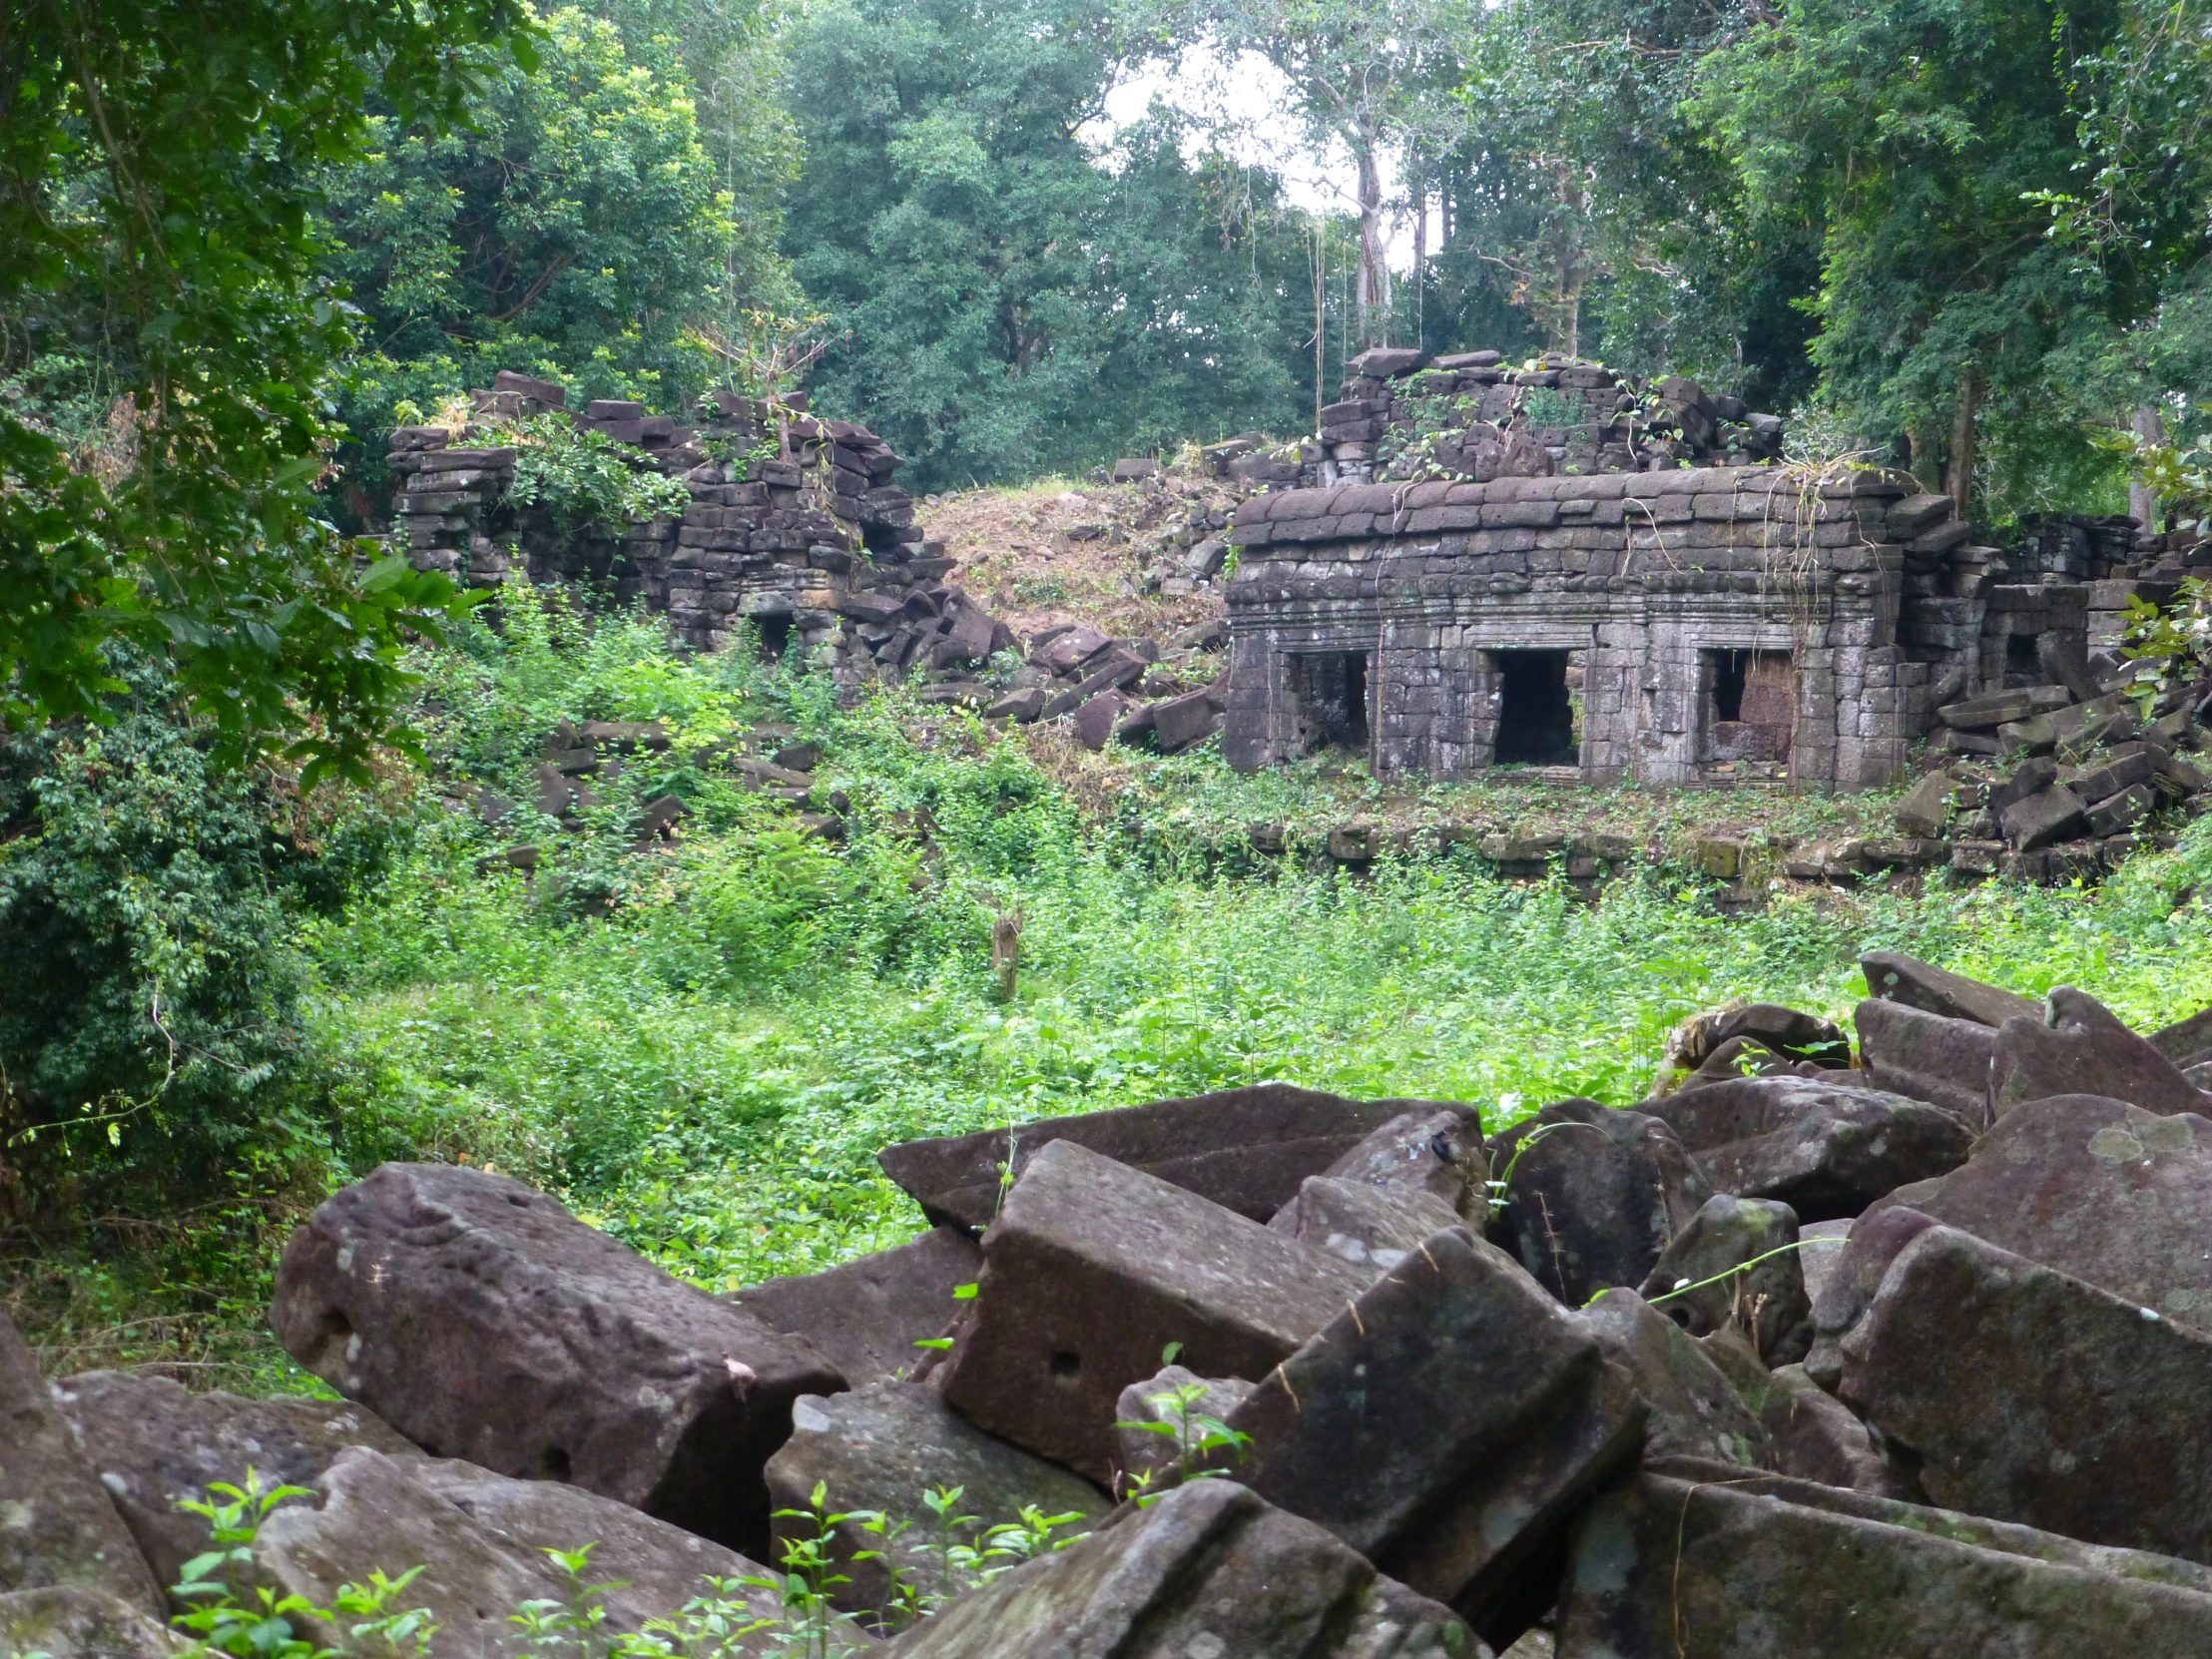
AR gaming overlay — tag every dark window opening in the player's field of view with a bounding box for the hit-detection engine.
[755,614,793,662]
[2004,635,2040,687]
[1290,651,1371,756]
[1713,650,1749,722]
[1493,650,1578,766]
[1704,648,1796,767]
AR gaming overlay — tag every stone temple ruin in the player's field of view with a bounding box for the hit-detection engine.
[1219,347,2193,789]
[389,356,2203,796]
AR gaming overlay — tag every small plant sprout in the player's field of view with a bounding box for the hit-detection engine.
[1111,1342,1253,1503]
[1484,1120,1611,1222]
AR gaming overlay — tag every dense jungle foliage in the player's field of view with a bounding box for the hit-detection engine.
[2,0,2211,1378]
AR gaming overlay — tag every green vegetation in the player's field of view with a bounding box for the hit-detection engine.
[10,601,2212,1385]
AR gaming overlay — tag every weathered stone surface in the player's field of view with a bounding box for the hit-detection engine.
[1112,1367,1255,1495]
[939,1141,1373,1482]
[270,1162,840,1553]
[1708,1004,1852,1068]
[886,1478,1480,1658]
[1637,1194,1812,1365]
[0,1586,176,1659]
[767,1381,1104,1622]
[1853,997,1993,1127]
[1642,1076,1971,1222]
[2001,784,2090,850]
[1892,770,1957,836]
[2152,1001,2212,1069]
[1860,950,2038,1027]
[1803,1203,1939,1391]
[0,1318,160,1613]
[1227,1226,1644,1646]
[1268,1176,1464,1270]
[1809,1097,2212,1383]
[730,1226,980,1384]
[877,1085,1417,1230]
[52,1371,414,1603]
[1579,1290,1771,1469]
[1303,1105,1488,1216]
[1841,1224,2212,1561]
[1990,986,2212,1117]
[1557,1462,2212,1658]
[1795,1218,1854,1312]
[256,1447,805,1659]
[1487,1098,1710,1306]
[1736,1361,1911,1497]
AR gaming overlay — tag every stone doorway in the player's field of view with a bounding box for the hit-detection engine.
[1705,649,1795,773]
[1492,650,1579,767]
[1290,651,1371,756]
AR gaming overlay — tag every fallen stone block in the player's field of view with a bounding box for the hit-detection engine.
[0,1586,178,1659]
[2151,1001,2212,1069]
[1579,1290,1771,1470]
[877,1084,1416,1230]
[1990,986,2212,1117]
[1151,679,1227,754]
[1860,949,2037,1027]
[1795,1218,1854,1310]
[1637,1194,1812,1365]
[1708,1004,1852,1067]
[270,1162,840,1554]
[1558,1462,2212,1658]
[1071,690,1128,751]
[0,1317,161,1615]
[1227,1226,1644,1647]
[1853,997,1993,1127]
[730,1226,980,1385]
[1293,1103,1487,1216]
[767,1381,1103,1624]
[1267,1176,1464,1271]
[938,1141,1373,1482]
[1487,1097,1710,1306]
[256,1447,805,1659]
[1642,1076,1971,1222]
[51,1370,414,1604]
[1737,1360,1912,1497]
[1841,1223,2212,1561]
[1999,784,2088,850]
[885,1478,1477,1658]
[1111,1366,1255,1496]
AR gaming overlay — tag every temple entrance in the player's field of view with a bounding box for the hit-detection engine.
[1492,649,1578,766]
[1289,651,1371,756]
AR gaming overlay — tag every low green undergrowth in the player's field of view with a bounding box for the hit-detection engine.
[10,591,2212,1382]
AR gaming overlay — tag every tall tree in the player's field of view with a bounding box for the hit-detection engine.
[781,0,1316,489]
[0,0,531,776]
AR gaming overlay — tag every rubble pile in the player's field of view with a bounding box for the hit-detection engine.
[18,955,2212,1655]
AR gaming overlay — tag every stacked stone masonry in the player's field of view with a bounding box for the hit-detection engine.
[1223,346,2205,791]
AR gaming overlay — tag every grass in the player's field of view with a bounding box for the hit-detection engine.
[15,591,2212,1386]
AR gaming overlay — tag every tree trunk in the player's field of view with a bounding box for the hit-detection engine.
[1354,132,1385,348]
[1945,372,1981,522]
[2130,402,2167,531]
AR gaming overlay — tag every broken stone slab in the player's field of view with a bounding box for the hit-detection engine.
[729,1226,980,1385]
[877,1085,1418,1230]
[1111,1366,1255,1496]
[0,1318,161,1615]
[1841,1223,2212,1561]
[1891,770,1958,836]
[1802,1202,1941,1392]
[1579,1290,1771,1470]
[1999,784,2089,849]
[1641,1075,1972,1223]
[1557,1462,2212,1658]
[1486,1097,1710,1307]
[1267,1176,1464,1272]
[51,1370,415,1604]
[1636,1194,1812,1365]
[2152,1001,2212,1069]
[884,1477,1479,1658]
[1736,1360,1912,1497]
[256,1447,808,1659]
[1795,1218,1854,1311]
[270,1162,841,1555]
[1707,1004,1853,1068]
[767,1381,1103,1624]
[1859,949,2038,1027]
[938,1141,1374,1483]
[1853,997,1993,1128]
[1071,690,1128,751]
[1151,679,1227,755]
[1226,1226,1644,1648]
[0,1586,178,1659]
[1990,986,2212,1117]
[1808,1096,2212,1388]
[1289,1103,1487,1217]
